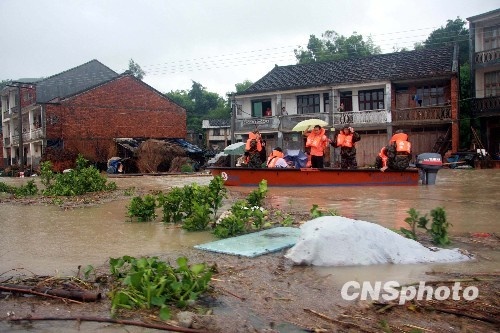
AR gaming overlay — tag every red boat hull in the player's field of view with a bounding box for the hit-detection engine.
[208,167,420,187]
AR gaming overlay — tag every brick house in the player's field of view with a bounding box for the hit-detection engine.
[1,60,187,171]
[232,46,460,167]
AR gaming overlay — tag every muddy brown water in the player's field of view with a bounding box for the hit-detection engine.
[0,169,498,277]
[0,169,499,332]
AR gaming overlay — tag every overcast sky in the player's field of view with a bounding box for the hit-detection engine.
[1,0,498,97]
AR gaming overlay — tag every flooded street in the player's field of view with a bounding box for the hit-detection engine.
[0,169,498,278]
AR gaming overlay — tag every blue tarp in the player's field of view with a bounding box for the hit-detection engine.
[284,149,308,168]
[194,227,301,258]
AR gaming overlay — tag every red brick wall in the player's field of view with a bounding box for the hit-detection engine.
[44,75,187,162]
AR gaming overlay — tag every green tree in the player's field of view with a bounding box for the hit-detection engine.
[294,31,382,64]
[165,81,230,133]
[235,80,253,93]
[422,17,469,64]
[128,58,145,80]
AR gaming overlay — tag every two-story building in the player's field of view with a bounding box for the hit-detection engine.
[1,60,187,171]
[468,8,500,158]
[232,46,460,167]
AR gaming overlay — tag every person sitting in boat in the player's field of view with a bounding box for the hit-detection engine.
[376,129,412,172]
[236,152,250,167]
[245,130,264,168]
[267,147,290,168]
[331,125,361,169]
[306,125,329,168]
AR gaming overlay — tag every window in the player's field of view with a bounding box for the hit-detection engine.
[416,85,445,106]
[323,93,330,113]
[484,25,500,50]
[485,71,500,97]
[213,128,221,136]
[297,94,320,114]
[340,91,353,111]
[358,89,384,111]
[251,100,271,117]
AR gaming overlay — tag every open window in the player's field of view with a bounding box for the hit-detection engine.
[251,100,272,117]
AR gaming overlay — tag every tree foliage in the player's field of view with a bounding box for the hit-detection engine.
[294,31,382,64]
[128,58,145,80]
[235,80,253,93]
[165,81,230,133]
[422,17,469,64]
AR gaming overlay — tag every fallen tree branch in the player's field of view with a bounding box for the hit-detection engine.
[0,285,83,304]
[424,306,500,325]
[7,316,209,333]
[0,284,100,302]
[304,308,373,333]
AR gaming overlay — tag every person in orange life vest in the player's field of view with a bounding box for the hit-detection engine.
[245,130,263,168]
[266,147,289,168]
[331,125,361,169]
[305,125,328,168]
[377,129,412,171]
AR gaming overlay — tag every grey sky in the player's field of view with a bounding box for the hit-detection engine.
[1,0,498,97]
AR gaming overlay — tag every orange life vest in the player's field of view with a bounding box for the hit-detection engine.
[336,133,355,148]
[245,132,262,151]
[390,133,411,154]
[306,128,328,156]
[267,149,284,168]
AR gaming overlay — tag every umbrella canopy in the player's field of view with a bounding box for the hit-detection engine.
[292,119,329,132]
[223,142,246,155]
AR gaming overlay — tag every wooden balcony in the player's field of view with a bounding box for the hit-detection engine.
[471,96,500,117]
[234,106,451,133]
[391,106,451,125]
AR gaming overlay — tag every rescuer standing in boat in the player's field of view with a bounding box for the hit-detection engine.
[306,125,329,168]
[331,125,361,169]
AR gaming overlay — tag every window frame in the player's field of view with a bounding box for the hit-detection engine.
[358,89,384,111]
[297,94,320,114]
[484,70,500,97]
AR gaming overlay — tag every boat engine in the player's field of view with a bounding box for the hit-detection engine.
[416,153,443,185]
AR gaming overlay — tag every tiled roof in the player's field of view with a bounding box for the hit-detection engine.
[36,60,119,103]
[240,46,456,95]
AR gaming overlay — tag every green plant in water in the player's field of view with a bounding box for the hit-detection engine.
[246,180,267,207]
[401,207,451,245]
[400,208,428,241]
[41,155,117,196]
[127,194,157,222]
[109,256,212,320]
[124,187,136,196]
[310,204,338,218]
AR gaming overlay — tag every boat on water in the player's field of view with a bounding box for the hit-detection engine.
[208,166,421,187]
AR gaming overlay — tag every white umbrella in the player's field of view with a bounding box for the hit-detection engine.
[223,142,246,155]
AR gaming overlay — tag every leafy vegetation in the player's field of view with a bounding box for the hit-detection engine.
[40,155,117,196]
[0,180,38,197]
[400,207,452,245]
[127,194,157,222]
[109,256,212,319]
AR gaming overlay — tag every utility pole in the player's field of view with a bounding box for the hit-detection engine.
[230,95,236,167]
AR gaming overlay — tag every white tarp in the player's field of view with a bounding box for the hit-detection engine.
[285,216,473,266]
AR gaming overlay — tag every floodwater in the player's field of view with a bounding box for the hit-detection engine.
[0,169,498,277]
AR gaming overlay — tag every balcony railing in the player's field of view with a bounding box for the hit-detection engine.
[475,48,500,65]
[471,96,500,116]
[21,127,45,142]
[391,106,451,124]
[234,107,452,133]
